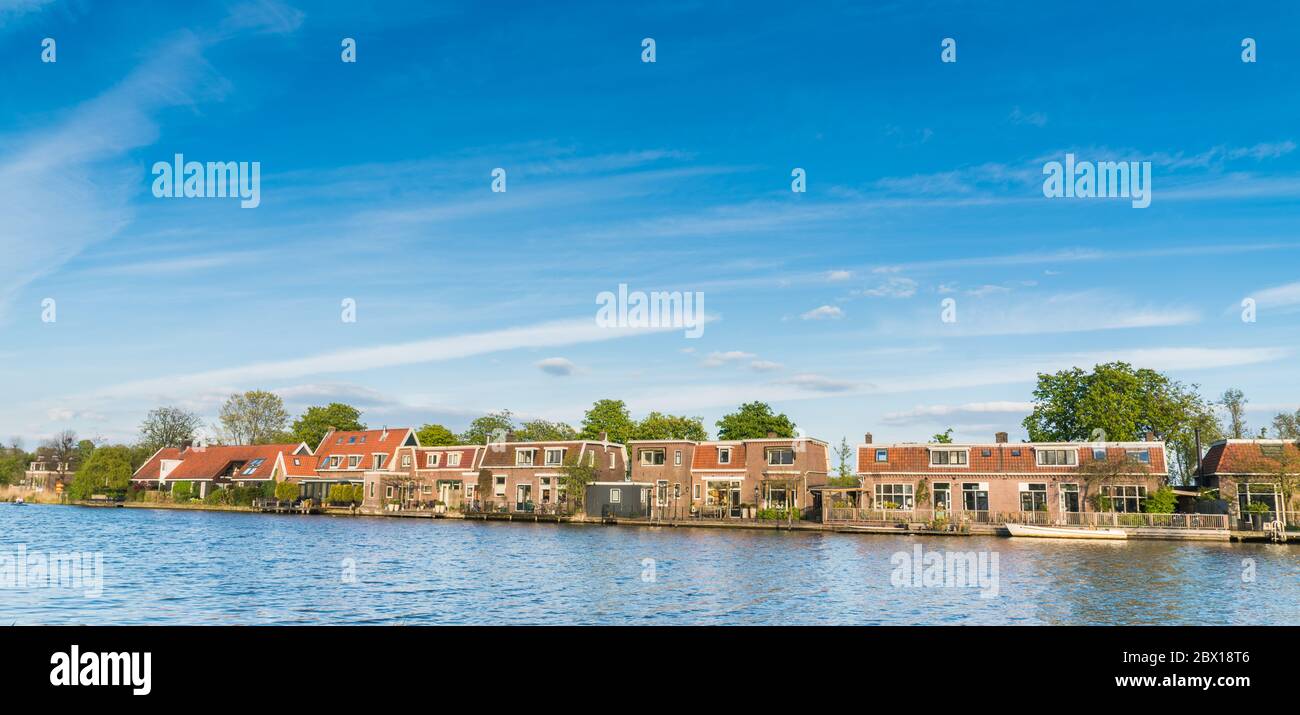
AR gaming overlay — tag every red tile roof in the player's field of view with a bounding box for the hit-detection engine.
[1200,440,1300,475]
[164,444,302,481]
[313,428,414,466]
[132,447,182,480]
[692,443,746,470]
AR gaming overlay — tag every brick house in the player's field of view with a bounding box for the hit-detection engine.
[307,427,417,503]
[855,431,1168,521]
[130,443,312,498]
[1198,439,1300,525]
[627,435,830,518]
[361,436,627,513]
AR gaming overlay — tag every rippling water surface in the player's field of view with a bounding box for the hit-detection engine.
[3,504,1298,625]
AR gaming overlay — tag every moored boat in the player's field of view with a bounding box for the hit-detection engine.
[1005,522,1126,540]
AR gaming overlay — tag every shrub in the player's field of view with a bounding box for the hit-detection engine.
[274,480,299,502]
[1142,486,1177,514]
[171,481,194,501]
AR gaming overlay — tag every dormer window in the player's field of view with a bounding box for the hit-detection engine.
[930,449,968,466]
[329,456,341,468]
[427,453,440,467]
[1126,449,1151,464]
[374,454,386,469]
[1092,448,1107,461]
[348,455,361,469]
[718,447,732,465]
[875,449,888,462]
[448,453,462,467]
[516,450,535,466]
[545,448,565,466]
[1036,449,1077,466]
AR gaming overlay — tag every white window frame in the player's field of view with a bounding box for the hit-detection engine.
[766,448,795,466]
[515,449,536,466]
[494,476,506,497]
[718,447,732,465]
[544,448,566,466]
[674,449,682,466]
[929,448,969,467]
[640,449,667,466]
[447,452,462,467]
[1036,448,1077,467]
[693,484,701,500]
[610,488,622,504]
[875,448,888,462]
[427,453,440,468]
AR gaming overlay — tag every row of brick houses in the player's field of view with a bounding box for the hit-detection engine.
[123,423,1299,525]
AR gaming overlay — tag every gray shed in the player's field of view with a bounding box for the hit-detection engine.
[585,481,653,518]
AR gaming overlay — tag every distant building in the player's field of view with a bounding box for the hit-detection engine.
[1198,439,1300,525]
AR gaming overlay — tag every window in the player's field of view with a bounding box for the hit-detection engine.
[369,483,375,498]
[401,454,412,468]
[241,458,265,475]
[422,484,433,494]
[336,437,344,445]
[1011,449,1022,457]
[767,448,795,466]
[1019,483,1048,511]
[875,449,888,462]
[1060,483,1080,512]
[693,484,701,500]
[587,452,595,467]
[673,483,681,499]
[640,449,666,465]
[962,483,989,511]
[674,450,682,466]
[1238,483,1279,514]
[610,488,621,503]
[1102,485,1147,513]
[292,458,301,466]
[385,486,393,499]
[516,450,535,466]
[374,454,386,469]
[348,455,360,469]
[1126,449,1151,464]
[1036,449,1077,466]
[494,476,506,497]
[933,482,951,511]
[980,448,992,457]
[718,447,732,464]
[545,448,565,466]
[447,453,462,467]
[874,484,914,510]
[930,449,968,466]
[329,456,342,469]
[427,453,440,468]
[348,437,356,444]
[359,436,366,443]
[1092,448,1107,461]
[465,484,475,500]
[609,453,615,469]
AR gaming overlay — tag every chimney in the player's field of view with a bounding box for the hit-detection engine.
[1145,431,1156,442]
[995,432,1008,444]
[599,431,608,442]
[766,431,777,439]
[380,426,389,441]
[864,433,873,444]
[505,430,516,443]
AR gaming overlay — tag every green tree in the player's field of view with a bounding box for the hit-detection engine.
[274,480,299,502]
[1021,362,1219,483]
[578,399,635,444]
[827,437,858,487]
[515,419,577,442]
[68,446,133,500]
[931,428,954,444]
[715,402,796,440]
[0,449,28,486]
[416,423,460,446]
[138,406,204,452]
[1142,486,1177,514]
[219,391,289,445]
[1218,388,1248,439]
[460,410,516,445]
[291,403,365,448]
[633,412,708,441]
[1272,409,1300,439]
[558,455,599,510]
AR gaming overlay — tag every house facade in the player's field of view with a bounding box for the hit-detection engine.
[306,427,417,502]
[855,431,1168,521]
[130,443,312,498]
[1198,439,1300,525]
[361,436,627,512]
[628,435,831,518]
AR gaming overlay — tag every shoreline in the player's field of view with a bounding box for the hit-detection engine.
[29,499,1288,544]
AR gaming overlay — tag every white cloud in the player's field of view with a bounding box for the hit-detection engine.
[782,373,857,393]
[801,305,844,320]
[1248,281,1300,310]
[859,277,918,298]
[749,360,784,372]
[536,357,577,376]
[825,269,853,282]
[882,401,1034,426]
[701,350,756,367]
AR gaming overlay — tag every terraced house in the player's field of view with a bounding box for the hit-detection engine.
[309,427,417,503]
[362,435,627,513]
[855,431,1167,523]
[628,434,830,518]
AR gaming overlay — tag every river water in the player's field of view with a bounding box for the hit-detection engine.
[2,504,1297,625]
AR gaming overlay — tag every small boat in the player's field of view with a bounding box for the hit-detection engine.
[1005,522,1126,540]
[13,497,25,506]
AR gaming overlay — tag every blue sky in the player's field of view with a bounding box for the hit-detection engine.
[3,0,1299,447]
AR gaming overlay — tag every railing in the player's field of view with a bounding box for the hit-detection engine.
[1235,511,1291,531]
[824,508,1229,530]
